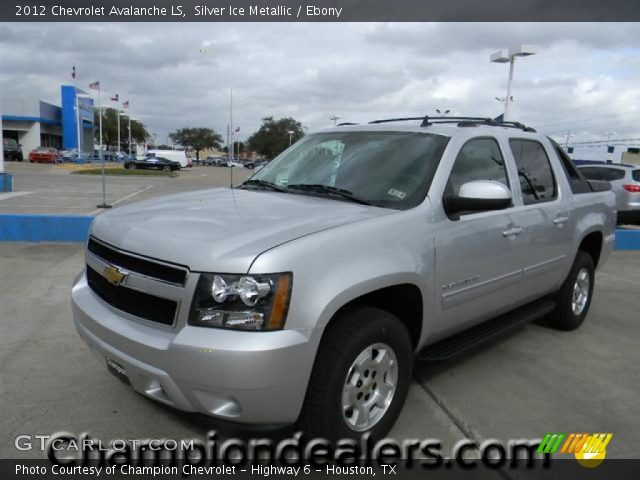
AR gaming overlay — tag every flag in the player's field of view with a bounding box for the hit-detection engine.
[71,66,76,80]
[122,101,129,109]
[494,113,504,123]
[110,94,119,102]
[235,126,240,132]
[567,147,574,154]
[607,146,615,154]
[89,81,100,90]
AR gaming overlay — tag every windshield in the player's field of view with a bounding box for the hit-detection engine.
[248,131,449,209]
[4,138,18,147]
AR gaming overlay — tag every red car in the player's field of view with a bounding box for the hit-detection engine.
[29,147,61,163]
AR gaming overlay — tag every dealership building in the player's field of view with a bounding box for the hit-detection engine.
[1,85,95,158]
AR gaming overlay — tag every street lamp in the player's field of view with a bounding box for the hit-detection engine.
[119,112,129,156]
[329,114,341,126]
[435,109,450,116]
[287,130,294,146]
[603,132,616,161]
[490,45,537,122]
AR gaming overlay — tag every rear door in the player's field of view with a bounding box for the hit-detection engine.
[507,138,572,301]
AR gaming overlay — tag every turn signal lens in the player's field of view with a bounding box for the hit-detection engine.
[622,184,640,193]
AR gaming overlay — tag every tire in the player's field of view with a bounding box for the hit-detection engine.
[547,251,595,331]
[298,307,413,442]
[162,165,171,172]
[127,163,136,170]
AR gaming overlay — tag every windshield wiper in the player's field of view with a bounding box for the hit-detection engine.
[240,179,286,192]
[286,184,373,205]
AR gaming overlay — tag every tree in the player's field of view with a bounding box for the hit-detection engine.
[247,117,304,159]
[94,107,148,151]
[169,127,223,161]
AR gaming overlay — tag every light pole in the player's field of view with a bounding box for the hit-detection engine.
[287,130,294,146]
[603,132,616,161]
[435,109,450,116]
[490,45,537,122]
[119,112,129,156]
[330,114,341,126]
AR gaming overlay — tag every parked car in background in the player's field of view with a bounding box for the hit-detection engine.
[146,150,188,168]
[577,163,640,224]
[201,156,226,166]
[124,156,181,172]
[225,160,244,168]
[244,159,270,170]
[29,147,61,163]
[60,149,79,162]
[3,138,23,161]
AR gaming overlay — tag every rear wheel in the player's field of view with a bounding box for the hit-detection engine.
[162,165,171,172]
[127,163,136,170]
[548,251,595,331]
[298,307,413,441]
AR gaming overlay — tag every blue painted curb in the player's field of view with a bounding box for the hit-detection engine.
[0,214,93,242]
[0,213,639,249]
[615,229,640,251]
[0,173,13,192]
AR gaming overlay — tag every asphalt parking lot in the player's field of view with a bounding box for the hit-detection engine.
[0,162,253,215]
[1,242,638,460]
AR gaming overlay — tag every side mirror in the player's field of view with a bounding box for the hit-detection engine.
[445,180,512,216]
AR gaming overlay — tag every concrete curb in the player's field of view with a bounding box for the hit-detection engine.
[1,213,639,249]
[0,214,93,242]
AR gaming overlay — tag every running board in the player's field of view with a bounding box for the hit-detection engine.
[419,298,556,361]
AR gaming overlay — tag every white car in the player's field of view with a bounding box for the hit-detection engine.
[146,150,188,168]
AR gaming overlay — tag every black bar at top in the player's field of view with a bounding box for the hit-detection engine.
[3,0,640,22]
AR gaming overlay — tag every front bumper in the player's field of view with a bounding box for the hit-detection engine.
[71,275,322,425]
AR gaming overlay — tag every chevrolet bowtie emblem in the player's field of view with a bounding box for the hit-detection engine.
[103,266,128,286]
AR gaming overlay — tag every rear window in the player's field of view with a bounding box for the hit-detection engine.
[633,170,640,182]
[509,139,557,204]
[580,167,625,182]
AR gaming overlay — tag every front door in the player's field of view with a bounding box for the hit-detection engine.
[433,137,526,338]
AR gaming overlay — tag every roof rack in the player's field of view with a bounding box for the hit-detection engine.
[337,122,359,126]
[368,116,536,133]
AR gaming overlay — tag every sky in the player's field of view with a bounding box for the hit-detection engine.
[1,22,639,160]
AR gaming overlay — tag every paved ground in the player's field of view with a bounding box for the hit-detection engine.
[0,162,252,215]
[1,243,638,460]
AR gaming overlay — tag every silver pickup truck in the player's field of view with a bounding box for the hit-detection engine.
[72,116,615,441]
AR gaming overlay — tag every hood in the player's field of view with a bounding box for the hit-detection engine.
[90,187,392,272]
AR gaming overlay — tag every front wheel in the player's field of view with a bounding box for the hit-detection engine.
[298,307,413,441]
[548,251,595,331]
[127,163,136,170]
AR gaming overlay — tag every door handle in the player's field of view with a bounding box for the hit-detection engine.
[553,216,569,226]
[503,226,523,237]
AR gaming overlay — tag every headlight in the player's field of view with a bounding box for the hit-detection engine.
[189,273,292,331]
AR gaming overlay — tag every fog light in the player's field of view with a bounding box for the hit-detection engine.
[196,309,265,330]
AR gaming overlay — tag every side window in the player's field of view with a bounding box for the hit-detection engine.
[633,170,640,182]
[445,138,509,197]
[509,139,557,205]
[579,167,604,181]
[602,168,625,181]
